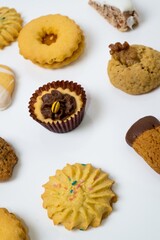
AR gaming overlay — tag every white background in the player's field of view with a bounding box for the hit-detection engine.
[0,0,160,239]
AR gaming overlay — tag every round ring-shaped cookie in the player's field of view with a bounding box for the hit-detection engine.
[18,14,85,68]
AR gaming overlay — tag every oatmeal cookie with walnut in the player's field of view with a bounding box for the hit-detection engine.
[107,42,160,94]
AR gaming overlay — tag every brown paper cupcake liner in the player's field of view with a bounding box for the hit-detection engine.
[28,80,87,133]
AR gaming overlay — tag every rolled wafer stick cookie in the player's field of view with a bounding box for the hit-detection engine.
[88,0,138,31]
[0,64,15,110]
[126,116,160,174]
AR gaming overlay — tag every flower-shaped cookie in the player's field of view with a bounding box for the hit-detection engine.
[42,163,117,230]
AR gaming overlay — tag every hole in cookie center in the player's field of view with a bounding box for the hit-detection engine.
[42,34,57,45]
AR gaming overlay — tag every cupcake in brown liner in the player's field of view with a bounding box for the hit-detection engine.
[28,80,86,133]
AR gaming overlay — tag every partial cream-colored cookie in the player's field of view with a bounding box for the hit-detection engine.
[0,208,30,240]
[108,42,160,94]
[0,64,15,110]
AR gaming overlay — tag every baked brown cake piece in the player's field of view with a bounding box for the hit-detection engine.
[126,116,160,174]
[0,137,18,181]
[88,0,138,31]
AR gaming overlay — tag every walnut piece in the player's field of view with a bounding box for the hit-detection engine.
[109,41,140,66]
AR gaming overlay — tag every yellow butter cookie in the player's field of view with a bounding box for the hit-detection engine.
[18,14,85,68]
[0,7,22,49]
[0,208,30,240]
[42,163,117,230]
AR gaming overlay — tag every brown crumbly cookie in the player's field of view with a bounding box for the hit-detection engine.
[107,42,160,94]
[0,137,18,181]
[126,116,160,174]
[18,14,85,68]
[88,0,138,31]
[0,7,23,49]
[0,208,30,240]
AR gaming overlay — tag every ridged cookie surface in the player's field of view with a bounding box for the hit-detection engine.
[0,7,22,49]
[42,163,117,230]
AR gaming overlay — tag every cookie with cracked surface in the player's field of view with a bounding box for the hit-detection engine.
[42,163,117,230]
[107,42,160,94]
[0,7,22,49]
[126,116,160,174]
[0,137,18,181]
